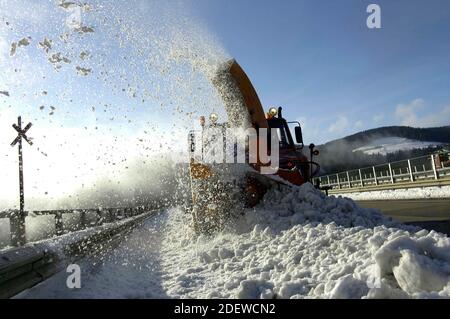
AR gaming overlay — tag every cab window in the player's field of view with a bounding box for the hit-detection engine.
[268,120,292,147]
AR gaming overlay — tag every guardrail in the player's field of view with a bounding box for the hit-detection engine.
[314,153,450,191]
[0,211,156,299]
[0,206,151,248]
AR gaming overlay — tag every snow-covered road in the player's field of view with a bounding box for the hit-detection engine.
[357,200,450,223]
[17,184,450,299]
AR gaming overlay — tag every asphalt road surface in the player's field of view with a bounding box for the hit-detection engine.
[357,199,450,235]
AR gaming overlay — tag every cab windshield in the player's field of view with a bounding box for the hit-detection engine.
[268,119,294,147]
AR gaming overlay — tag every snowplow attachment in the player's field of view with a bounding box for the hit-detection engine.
[212,59,268,129]
[189,59,286,234]
[189,162,245,235]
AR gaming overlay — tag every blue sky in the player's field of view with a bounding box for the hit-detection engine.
[187,0,450,143]
[1,0,450,146]
[0,0,450,206]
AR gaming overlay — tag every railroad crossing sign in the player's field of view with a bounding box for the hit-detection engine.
[10,116,33,246]
[11,117,33,147]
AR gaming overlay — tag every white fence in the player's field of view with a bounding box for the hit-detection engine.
[315,153,450,190]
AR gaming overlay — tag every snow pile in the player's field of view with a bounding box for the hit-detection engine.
[19,184,450,299]
[338,186,450,201]
[160,184,450,299]
[353,137,442,156]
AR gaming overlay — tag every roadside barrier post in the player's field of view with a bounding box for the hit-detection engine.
[431,155,438,180]
[407,160,414,182]
[372,166,378,185]
[388,163,394,184]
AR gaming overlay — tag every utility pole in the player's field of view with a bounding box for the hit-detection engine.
[10,116,33,246]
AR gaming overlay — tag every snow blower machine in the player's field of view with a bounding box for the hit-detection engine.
[188,59,321,234]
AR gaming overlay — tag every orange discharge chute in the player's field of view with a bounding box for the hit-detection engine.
[212,59,268,129]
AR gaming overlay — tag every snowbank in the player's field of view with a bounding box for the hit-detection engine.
[335,186,450,201]
[161,183,450,299]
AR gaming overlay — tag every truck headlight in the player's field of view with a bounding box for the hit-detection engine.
[268,107,278,117]
[210,113,219,124]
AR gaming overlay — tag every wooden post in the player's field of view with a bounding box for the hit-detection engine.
[55,212,64,236]
[80,211,87,229]
[9,210,26,247]
[96,209,103,226]
[327,175,330,187]
[10,117,33,246]
[346,171,351,188]
[18,120,24,225]
[108,209,114,223]
[359,169,363,187]
[13,116,26,246]
[336,174,341,189]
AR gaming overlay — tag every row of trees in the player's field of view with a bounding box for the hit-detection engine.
[335,126,450,145]
[317,126,450,174]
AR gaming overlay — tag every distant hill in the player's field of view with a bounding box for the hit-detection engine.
[317,126,450,174]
